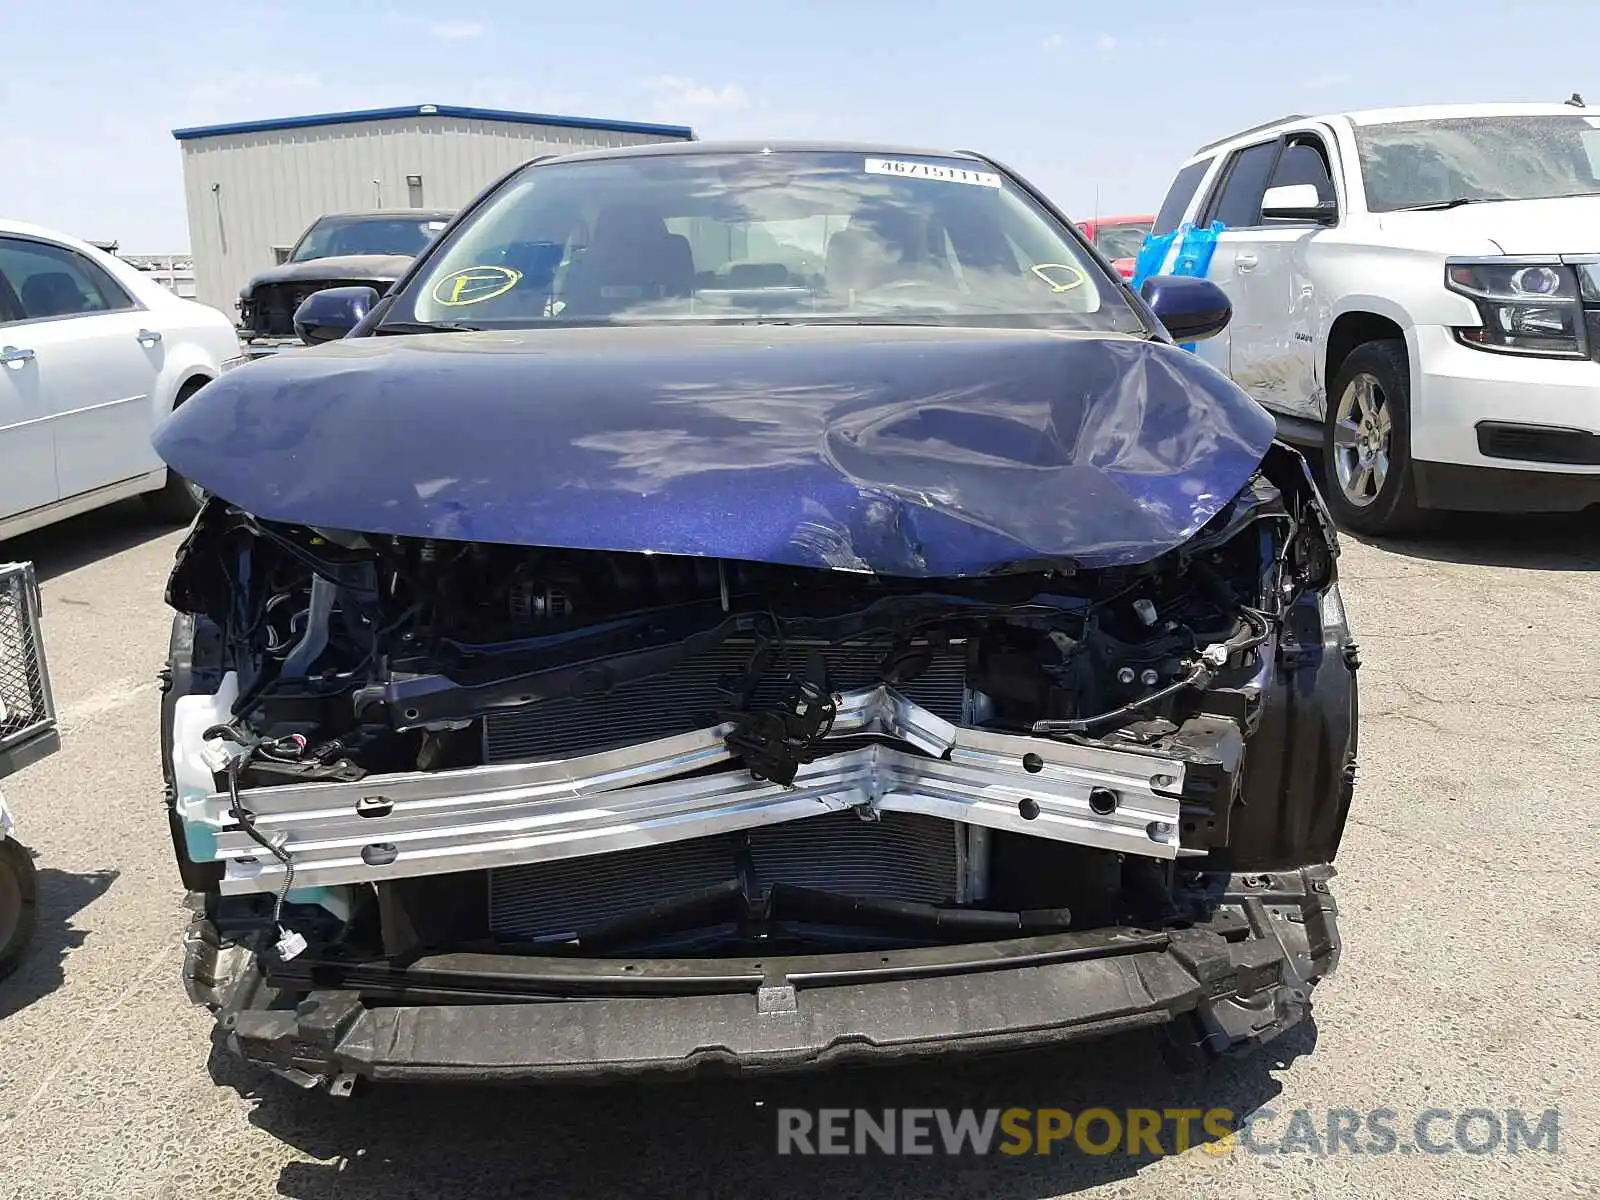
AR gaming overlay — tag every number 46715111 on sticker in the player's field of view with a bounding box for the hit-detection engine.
[864,158,1002,188]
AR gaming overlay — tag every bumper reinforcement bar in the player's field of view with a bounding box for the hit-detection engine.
[202,686,1194,895]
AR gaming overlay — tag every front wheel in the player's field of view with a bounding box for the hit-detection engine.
[0,837,38,981]
[1321,339,1429,536]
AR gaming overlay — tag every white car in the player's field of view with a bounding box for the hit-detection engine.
[1148,100,1600,534]
[0,219,244,540]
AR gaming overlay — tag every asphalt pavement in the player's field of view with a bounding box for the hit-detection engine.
[0,498,1596,1200]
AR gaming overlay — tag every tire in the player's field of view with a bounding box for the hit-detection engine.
[1321,339,1430,536]
[0,837,39,982]
[144,379,211,524]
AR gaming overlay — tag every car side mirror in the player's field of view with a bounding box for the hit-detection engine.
[1140,275,1232,343]
[1261,183,1337,224]
[293,286,379,345]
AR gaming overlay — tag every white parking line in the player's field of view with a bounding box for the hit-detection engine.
[1,942,180,1135]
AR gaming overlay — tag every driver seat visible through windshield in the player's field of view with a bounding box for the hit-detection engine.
[824,210,955,297]
[561,206,694,315]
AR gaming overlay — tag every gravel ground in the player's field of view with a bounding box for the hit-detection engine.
[0,499,1596,1200]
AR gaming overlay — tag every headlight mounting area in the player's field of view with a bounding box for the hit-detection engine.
[1445,256,1600,359]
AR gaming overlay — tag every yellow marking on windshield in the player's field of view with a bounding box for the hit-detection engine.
[431,265,523,306]
[1029,263,1088,293]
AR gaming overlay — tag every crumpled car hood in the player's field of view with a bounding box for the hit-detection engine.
[242,254,415,291]
[153,324,1276,576]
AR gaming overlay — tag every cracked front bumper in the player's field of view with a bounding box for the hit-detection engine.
[192,866,1341,1089]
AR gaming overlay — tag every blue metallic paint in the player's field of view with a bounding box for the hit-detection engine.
[1139,276,1232,344]
[294,286,380,345]
[152,324,1277,577]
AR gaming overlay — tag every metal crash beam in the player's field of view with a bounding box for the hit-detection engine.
[202,686,1191,894]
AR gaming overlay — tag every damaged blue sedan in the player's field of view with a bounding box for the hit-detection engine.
[152,141,1356,1091]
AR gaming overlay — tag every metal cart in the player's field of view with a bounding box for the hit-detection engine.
[0,561,56,979]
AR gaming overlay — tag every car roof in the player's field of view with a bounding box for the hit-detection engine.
[1339,101,1591,125]
[532,139,992,167]
[1190,100,1593,159]
[1082,214,1155,226]
[313,209,456,220]
[0,217,120,257]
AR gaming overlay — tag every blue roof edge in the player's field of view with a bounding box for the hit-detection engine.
[172,103,695,142]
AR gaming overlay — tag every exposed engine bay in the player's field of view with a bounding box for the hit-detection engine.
[165,443,1349,954]
[159,448,1363,1094]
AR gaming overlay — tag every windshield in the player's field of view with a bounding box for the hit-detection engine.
[387,150,1145,333]
[291,215,450,262]
[1094,223,1152,259]
[1355,115,1600,212]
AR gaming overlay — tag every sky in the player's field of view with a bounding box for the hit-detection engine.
[4,0,1599,252]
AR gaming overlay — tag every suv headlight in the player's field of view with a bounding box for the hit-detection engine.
[1445,259,1588,358]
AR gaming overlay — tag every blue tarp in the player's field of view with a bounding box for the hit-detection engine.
[1131,221,1225,352]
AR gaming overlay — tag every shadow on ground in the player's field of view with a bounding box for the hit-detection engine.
[1300,460,1600,571]
[1349,510,1600,571]
[0,862,119,1019]
[2,499,180,582]
[208,1022,1316,1199]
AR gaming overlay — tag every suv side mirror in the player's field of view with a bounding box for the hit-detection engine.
[1261,183,1337,223]
[1140,275,1232,342]
[293,286,379,345]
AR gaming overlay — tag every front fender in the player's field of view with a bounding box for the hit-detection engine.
[140,325,233,471]
[1313,242,1480,398]
[150,344,218,422]
[1213,584,1359,871]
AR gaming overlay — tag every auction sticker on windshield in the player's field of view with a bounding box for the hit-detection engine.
[431,265,522,306]
[865,158,1002,188]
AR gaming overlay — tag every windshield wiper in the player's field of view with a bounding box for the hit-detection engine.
[1397,189,1600,213]
[1392,197,1483,212]
[374,320,482,335]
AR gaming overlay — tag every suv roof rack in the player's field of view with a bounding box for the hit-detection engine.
[1194,114,1309,156]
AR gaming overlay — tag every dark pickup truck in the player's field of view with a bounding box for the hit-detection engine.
[236,210,452,355]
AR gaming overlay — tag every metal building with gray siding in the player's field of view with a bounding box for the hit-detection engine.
[172,103,695,312]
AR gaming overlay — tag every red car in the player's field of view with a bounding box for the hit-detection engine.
[1078,214,1155,280]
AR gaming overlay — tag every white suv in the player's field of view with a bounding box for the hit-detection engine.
[0,220,244,541]
[1149,101,1600,534]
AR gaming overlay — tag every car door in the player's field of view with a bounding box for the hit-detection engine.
[1193,141,1294,409]
[1240,135,1340,420]
[0,235,165,501]
[0,265,59,520]
[1199,136,1335,419]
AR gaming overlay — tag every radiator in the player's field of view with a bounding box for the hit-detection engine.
[483,636,968,763]
[488,811,963,942]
